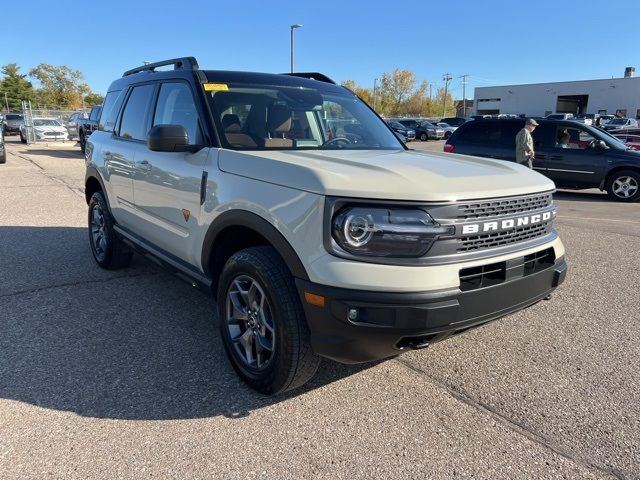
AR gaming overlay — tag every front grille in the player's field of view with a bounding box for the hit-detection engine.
[457,222,550,252]
[43,131,63,136]
[459,261,506,292]
[456,193,553,220]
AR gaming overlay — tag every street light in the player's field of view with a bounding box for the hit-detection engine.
[290,24,302,73]
[373,78,378,111]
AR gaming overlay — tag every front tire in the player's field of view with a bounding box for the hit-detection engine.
[79,131,86,153]
[217,246,320,395]
[20,131,26,143]
[444,131,452,139]
[606,170,640,202]
[88,191,133,269]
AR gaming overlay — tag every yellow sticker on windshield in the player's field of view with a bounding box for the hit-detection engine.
[203,83,228,91]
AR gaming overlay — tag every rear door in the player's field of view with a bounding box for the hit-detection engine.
[543,124,606,188]
[131,80,210,263]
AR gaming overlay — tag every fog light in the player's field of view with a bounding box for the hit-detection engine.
[348,308,359,321]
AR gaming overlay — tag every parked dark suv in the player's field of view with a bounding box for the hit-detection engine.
[445,118,640,202]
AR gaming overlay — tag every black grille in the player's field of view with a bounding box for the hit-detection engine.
[459,261,506,292]
[457,193,553,220]
[458,223,550,252]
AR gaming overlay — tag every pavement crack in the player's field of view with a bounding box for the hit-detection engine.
[16,152,85,199]
[394,357,627,480]
[0,272,159,299]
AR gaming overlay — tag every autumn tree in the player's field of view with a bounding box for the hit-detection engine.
[83,92,105,106]
[0,64,35,112]
[29,63,88,108]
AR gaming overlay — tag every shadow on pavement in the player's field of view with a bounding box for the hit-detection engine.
[554,190,609,202]
[18,148,83,159]
[0,226,374,421]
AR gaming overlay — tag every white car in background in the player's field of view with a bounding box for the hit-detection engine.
[20,118,69,143]
[436,122,457,139]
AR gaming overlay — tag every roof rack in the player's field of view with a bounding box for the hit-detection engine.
[283,72,336,84]
[123,57,199,77]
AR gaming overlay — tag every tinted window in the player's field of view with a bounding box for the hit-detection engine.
[118,84,155,141]
[457,121,523,146]
[89,107,101,121]
[6,114,22,120]
[99,90,125,131]
[153,82,202,145]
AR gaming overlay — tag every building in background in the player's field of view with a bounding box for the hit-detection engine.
[454,99,474,118]
[473,67,640,118]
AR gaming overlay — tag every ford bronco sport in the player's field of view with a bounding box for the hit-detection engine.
[85,57,567,394]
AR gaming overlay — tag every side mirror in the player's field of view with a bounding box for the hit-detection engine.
[147,124,201,153]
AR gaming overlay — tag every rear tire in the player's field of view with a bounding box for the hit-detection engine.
[20,131,26,144]
[88,191,133,269]
[217,246,320,395]
[420,132,428,141]
[606,170,640,202]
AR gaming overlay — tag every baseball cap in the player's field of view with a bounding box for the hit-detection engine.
[526,118,539,126]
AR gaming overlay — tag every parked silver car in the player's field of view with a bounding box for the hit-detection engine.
[66,112,88,139]
[436,122,457,139]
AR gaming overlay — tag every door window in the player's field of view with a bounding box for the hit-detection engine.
[554,127,595,149]
[153,82,203,145]
[118,84,155,141]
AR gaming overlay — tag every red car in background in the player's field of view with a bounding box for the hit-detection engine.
[612,133,640,151]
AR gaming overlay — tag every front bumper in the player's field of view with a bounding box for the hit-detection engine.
[4,125,21,134]
[297,257,567,363]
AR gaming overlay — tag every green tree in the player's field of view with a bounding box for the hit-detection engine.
[378,69,418,115]
[0,64,35,112]
[83,92,104,106]
[29,63,86,108]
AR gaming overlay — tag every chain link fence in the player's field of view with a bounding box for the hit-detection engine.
[21,100,89,144]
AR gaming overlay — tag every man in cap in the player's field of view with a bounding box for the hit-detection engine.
[515,118,539,168]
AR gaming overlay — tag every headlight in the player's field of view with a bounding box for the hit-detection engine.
[332,207,454,257]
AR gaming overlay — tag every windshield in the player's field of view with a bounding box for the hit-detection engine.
[33,119,62,126]
[609,118,626,125]
[207,85,403,150]
[6,114,22,120]
[419,120,435,128]
[594,126,630,150]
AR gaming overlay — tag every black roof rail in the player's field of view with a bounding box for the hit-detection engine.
[283,72,336,84]
[123,57,199,77]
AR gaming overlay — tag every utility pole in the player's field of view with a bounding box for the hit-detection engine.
[429,84,432,102]
[3,92,8,113]
[442,73,452,117]
[373,78,378,111]
[460,74,469,116]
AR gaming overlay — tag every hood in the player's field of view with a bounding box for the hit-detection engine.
[33,125,66,133]
[218,149,555,201]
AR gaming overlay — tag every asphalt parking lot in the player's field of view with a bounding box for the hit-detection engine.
[1,137,638,479]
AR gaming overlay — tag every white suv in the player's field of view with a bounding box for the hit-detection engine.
[84,57,567,394]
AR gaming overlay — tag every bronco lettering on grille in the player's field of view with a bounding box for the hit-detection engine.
[461,210,556,235]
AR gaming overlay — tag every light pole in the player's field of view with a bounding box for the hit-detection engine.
[373,78,378,111]
[290,24,302,73]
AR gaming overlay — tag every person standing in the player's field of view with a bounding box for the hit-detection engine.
[515,118,538,168]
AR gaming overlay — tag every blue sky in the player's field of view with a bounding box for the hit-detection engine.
[2,0,639,99]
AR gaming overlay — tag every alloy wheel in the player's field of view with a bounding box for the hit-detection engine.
[90,203,107,261]
[225,275,276,370]
[612,176,639,199]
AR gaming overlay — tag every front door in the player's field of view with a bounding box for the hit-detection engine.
[131,81,209,263]
[543,125,606,188]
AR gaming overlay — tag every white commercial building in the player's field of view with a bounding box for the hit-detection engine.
[473,68,640,119]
